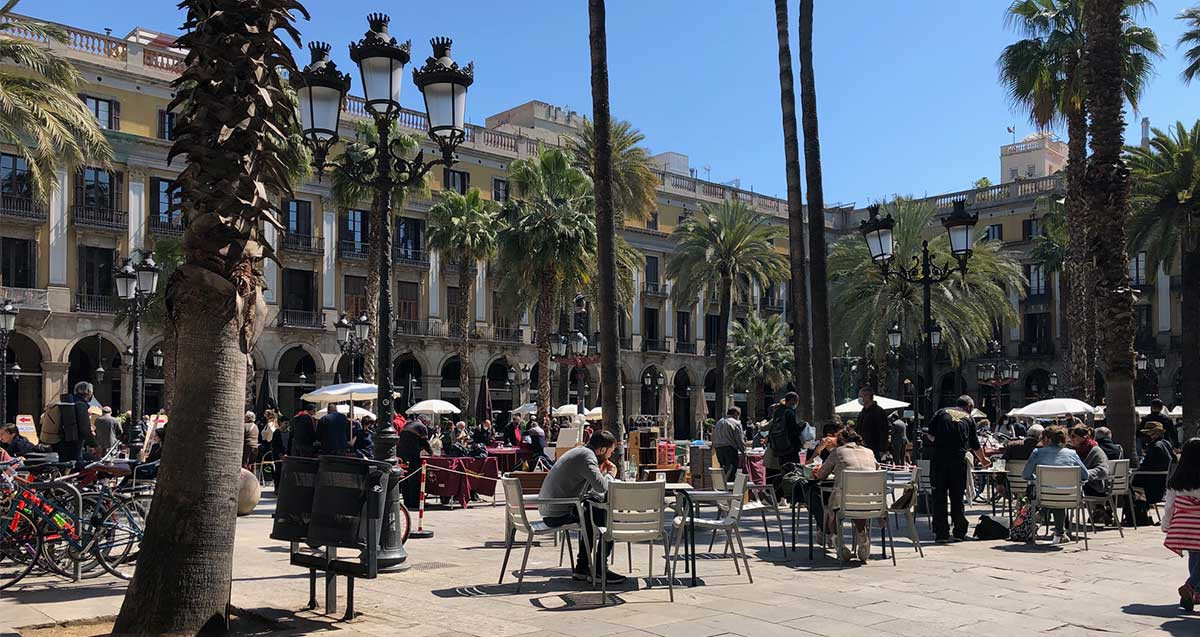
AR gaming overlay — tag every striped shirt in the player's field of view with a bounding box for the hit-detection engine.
[1163,489,1200,556]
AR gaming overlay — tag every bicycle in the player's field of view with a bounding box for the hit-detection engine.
[0,459,146,589]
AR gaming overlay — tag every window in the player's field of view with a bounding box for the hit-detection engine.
[78,167,119,211]
[705,314,720,343]
[492,178,508,203]
[395,217,424,259]
[447,286,466,325]
[647,209,659,231]
[0,153,33,203]
[1026,164,1036,177]
[443,169,469,195]
[78,246,114,295]
[82,95,118,130]
[1136,303,1152,334]
[1026,264,1046,296]
[281,268,316,311]
[1023,312,1050,344]
[676,311,691,343]
[1128,251,1147,286]
[492,290,513,329]
[343,275,367,317]
[985,224,1003,242]
[643,307,660,341]
[342,209,368,250]
[1009,167,1019,181]
[157,109,176,140]
[397,281,419,321]
[644,255,659,285]
[285,199,312,236]
[0,237,35,288]
[1022,217,1042,240]
[151,178,181,224]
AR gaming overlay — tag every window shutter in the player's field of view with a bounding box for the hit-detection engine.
[149,178,160,218]
[76,246,85,296]
[157,110,165,139]
[114,171,124,210]
[1022,219,1031,240]
[462,170,470,192]
[111,99,121,131]
[73,169,84,211]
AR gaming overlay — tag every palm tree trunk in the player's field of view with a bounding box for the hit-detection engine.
[715,275,734,413]
[589,0,624,451]
[363,190,382,383]
[536,275,555,424]
[459,263,473,421]
[774,0,813,421]
[161,321,177,415]
[113,264,256,635]
[1083,0,1137,458]
[1182,244,1200,439]
[1065,102,1095,402]
[798,0,833,423]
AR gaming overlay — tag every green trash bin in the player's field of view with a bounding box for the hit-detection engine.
[270,456,320,542]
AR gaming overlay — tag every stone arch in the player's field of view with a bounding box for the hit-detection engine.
[65,333,123,409]
[12,326,51,363]
[639,365,665,416]
[58,329,128,364]
[276,346,318,416]
[5,331,45,421]
[1024,368,1053,403]
[272,342,326,375]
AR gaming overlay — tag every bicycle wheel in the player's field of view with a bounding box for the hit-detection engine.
[0,510,42,590]
[94,500,146,581]
[39,491,105,578]
[397,501,411,544]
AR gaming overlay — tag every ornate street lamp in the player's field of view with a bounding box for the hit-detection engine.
[0,299,17,425]
[1154,354,1166,372]
[151,348,164,369]
[887,323,902,351]
[860,199,977,438]
[334,312,370,383]
[1136,352,1148,371]
[114,252,160,434]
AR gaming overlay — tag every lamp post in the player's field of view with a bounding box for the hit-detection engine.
[114,253,161,435]
[293,15,474,465]
[976,340,1019,422]
[833,341,857,404]
[642,369,665,418]
[0,299,17,425]
[551,295,599,418]
[860,199,978,434]
[1049,372,1058,398]
[334,312,371,382]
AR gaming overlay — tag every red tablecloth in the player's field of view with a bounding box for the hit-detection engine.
[485,446,529,474]
[741,454,767,485]
[423,456,499,508]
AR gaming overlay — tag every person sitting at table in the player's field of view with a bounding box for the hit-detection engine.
[539,429,624,584]
[1125,420,1174,527]
[473,419,497,446]
[1069,423,1109,497]
[1022,425,1089,544]
[1095,426,1123,461]
[811,422,843,464]
[812,427,879,561]
[1002,423,1043,462]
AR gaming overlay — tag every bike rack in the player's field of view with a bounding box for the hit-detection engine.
[30,479,83,583]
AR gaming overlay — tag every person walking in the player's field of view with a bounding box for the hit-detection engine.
[767,392,802,466]
[926,395,990,543]
[889,413,909,465]
[713,407,746,483]
[242,411,259,468]
[56,382,93,468]
[856,387,888,461]
[93,406,123,454]
[1162,438,1200,610]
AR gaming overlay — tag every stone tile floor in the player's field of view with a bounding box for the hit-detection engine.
[2,492,1198,636]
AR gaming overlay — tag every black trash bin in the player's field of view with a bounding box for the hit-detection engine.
[307,455,390,549]
[271,456,320,542]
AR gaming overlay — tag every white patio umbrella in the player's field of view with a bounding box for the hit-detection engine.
[553,404,580,417]
[406,399,461,415]
[300,382,381,404]
[315,404,377,421]
[1013,398,1094,418]
[834,396,910,415]
[1171,405,1184,418]
[584,406,603,421]
[510,402,538,415]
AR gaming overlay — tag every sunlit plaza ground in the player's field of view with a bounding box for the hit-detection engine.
[1,492,1196,637]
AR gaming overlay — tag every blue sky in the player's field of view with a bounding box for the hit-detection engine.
[25,0,1200,206]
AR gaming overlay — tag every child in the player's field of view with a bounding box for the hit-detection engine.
[1163,438,1200,610]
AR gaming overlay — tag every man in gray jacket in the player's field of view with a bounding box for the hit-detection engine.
[712,406,745,483]
[93,406,123,454]
[539,429,624,583]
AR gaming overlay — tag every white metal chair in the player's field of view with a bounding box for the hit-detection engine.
[1004,459,1030,522]
[1083,459,1128,537]
[498,477,587,591]
[886,465,924,557]
[672,472,753,583]
[592,480,673,602]
[1034,465,1088,550]
[836,470,895,565]
[916,459,934,528]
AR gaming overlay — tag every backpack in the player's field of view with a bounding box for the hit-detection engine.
[767,406,794,456]
[779,464,806,503]
[974,515,1010,540]
[1008,497,1038,542]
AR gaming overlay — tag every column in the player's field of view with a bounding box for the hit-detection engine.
[520,310,531,344]
[48,169,68,286]
[321,204,336,309]
[264,369,279,410]
[631,269,642,351]
[752,281,761,309]
[127,169,146,252]
[474,259,488,325]
[1157,265,1171,333]
[263,224,278,304]
[120,366,133,415]
[428,250,442,320]
[694,293,705,353]
[423,374,440,403]
[41,361,69,404]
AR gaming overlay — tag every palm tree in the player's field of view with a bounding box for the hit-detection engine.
[496,147,596,422]
[667,200,789,415]
[1083,0,1139,460]
[1180,6,1200,83]
[111,1,307,634]
[729,313,792,422]
[0,0,111,200]
[1029,194,1075,396]
[1127,121,1200,437]
[426,188,500,419]
[798,0,834,422]
[828,198,1027,371]
[330,121,426,382]
[773,0,813,420]
[567,117,657,225]
[999,0,1159,402]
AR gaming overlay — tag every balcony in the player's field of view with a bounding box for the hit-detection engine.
[704,342,717,357]
[1018,341,1055,358]
[74,293,115,314]
[643,338,669,353]
[0,195,46,224]
[72,205,127,232]
[281,232,323,257]
[675,341,697,355]
[278,308,323,329]
[444,261,478,276]
[0,286,49,312]
[395,319,436,337]
[1172,335,1183,351]
[643,281,669,298]
[338,240,369,261]
[619,337,634,350]
[489,326,522,343]
[393,247,431,270]
[147,215,183,238]
[761,300,784,314]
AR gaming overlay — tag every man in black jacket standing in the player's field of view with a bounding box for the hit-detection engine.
[55,382,93,468]
[396,421,433,508]
[768,392,802,466]
[288,406,318,458]
[857,387,889,461]
[925,395,990,543]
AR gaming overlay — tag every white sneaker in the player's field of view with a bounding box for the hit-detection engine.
[1051,534,1065,545]
[856,530,870,562]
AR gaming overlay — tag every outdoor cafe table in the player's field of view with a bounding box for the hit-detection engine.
[424,456,500,508]
[971,465,1007,515]
[485,445,527,474]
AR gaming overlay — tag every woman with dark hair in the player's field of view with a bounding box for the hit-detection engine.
[1163,438,1200,609]
[1069,424,1109,497]
[813,427,879,561]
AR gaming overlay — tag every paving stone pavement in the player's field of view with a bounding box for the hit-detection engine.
[2,492,1199,636]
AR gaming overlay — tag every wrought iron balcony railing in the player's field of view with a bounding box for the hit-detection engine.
[72,205,127,232]
[278,308,323,329]
[282,232,323,256]
[74,293,115,313]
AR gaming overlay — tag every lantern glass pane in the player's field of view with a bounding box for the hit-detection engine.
[115,273,134,300]
[947,225,973,256]
[136,268,157,295]
[336,324,349,343]
[361,56,403,113]
[355,321,370,340]
[0,312,13,331]
[930,329,941,347]
[300,85,343,141]
[424,82,467,138]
